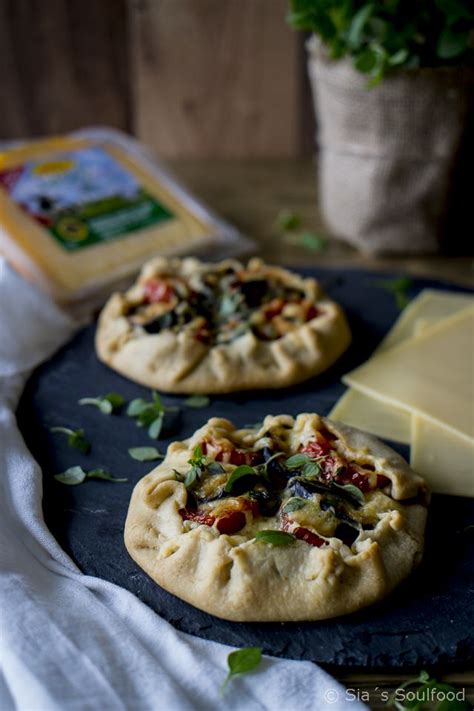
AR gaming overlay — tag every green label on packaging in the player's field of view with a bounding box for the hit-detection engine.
[0,146,174,251]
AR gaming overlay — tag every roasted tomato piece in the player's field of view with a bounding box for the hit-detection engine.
[144,279,175,304]
[215,510,246,534]
[262,298,285,320]
[215,447,263,466]
[305,305,319,321]
[178,509,216,527]
[293,526,326,547]
[336,467,373,492]
[301,437,332,458]
[376,474,391,488]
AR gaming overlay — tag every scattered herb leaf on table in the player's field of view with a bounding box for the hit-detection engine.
[50,427,91,454]
[79,392,125,414]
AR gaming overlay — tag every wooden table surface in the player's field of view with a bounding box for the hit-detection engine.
[168,158,473,710]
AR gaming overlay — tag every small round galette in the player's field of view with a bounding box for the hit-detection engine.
[124,414,429,621]
[95,257,351,393]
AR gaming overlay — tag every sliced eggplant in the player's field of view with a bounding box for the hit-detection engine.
[143,310,177,333]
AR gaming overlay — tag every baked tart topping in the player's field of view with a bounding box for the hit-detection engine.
[127,263,322,345]
[175,420,417,549]
[125,414,428,622]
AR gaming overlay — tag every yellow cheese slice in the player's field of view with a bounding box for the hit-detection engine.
[343,305,474,441]
[409,320,474,497]
[0,136,215,302]
[329,290,474,442]
[329,389,411,443]
[411,414,474,497]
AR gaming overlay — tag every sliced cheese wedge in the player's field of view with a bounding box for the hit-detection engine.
[330,290,474,443]
[344,304,474,441]
[409,319,474,496]
[330,389,411,443]
[411,415,474,497]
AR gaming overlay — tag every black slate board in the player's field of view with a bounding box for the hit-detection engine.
[16,268,474,671]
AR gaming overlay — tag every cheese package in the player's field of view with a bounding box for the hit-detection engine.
[0,128,249,304]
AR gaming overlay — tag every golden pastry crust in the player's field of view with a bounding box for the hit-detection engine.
[124,414,429,622]
[95,257,351,394]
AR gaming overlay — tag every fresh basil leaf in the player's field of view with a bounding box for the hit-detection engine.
[301,461,321,478]
[54,466,87,485]
[207,461,225,475]
[224,465,257,493]
[285,453,310,470]
[104,392,125,410]
[148,413,164,439]
[128,447,165,462]
[221,646,262,695]
[126,398,150,417]
[184,466,201,489]
[255,530,296,546]
[285,231,328,253]
[184,394,210,409]
[78,392,124,414]
[87,468,128,483]
[50,426,91,454]
[188,444,205,469]
[281,497,307,514]
[137,407,159,428]
[374,277,413,311]
[340,484,365,505]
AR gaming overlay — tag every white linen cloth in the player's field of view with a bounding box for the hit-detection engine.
[0,258,367,711]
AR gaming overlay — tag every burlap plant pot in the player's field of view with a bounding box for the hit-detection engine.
[307,37,474,255]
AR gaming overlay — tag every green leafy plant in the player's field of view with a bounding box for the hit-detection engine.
[127,391,179,439]
[54,466,127,485]
[79,392,125,414]
[221,647,263,695]
[50,427,90,454]
[128,447,165,462]
[288,0,474,84]
[181,445,225,488]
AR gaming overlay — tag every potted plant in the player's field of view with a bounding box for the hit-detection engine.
[289,1,474,255]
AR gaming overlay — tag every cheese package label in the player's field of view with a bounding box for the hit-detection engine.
[0,129,247,305]
[0,146,174,252]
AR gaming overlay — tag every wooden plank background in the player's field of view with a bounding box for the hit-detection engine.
[0,0,314,158]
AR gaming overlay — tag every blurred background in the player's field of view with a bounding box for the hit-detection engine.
[0,0,309,157]
[0,0,473,283]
